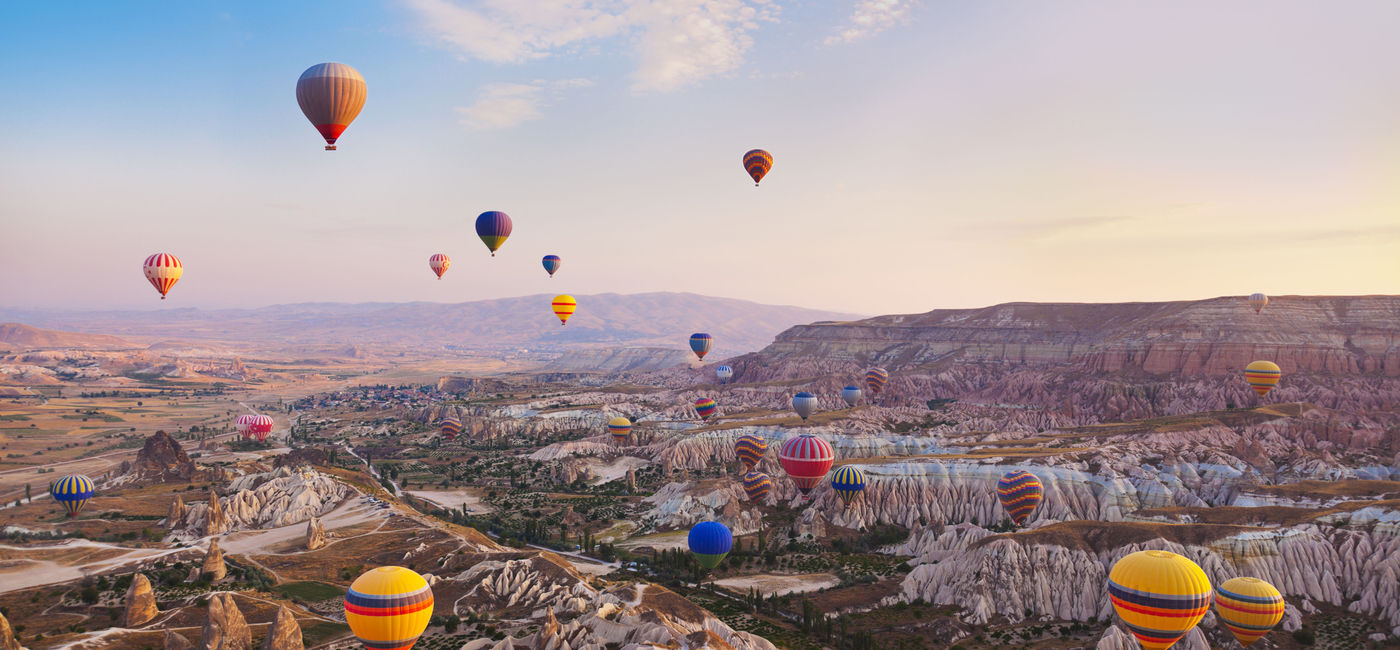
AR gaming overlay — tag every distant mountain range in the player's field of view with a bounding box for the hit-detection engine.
[0,293,862,358]
[0,323,135,350]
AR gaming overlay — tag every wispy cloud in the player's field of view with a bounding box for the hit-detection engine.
[457,78,594,130]
[824,0,914,45]
[402,0,779,93]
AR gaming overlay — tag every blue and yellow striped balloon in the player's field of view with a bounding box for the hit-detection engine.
[831,466,866,506]
[52,474,95,517]
[345,566,434,650]
[1215,577,1284,647]
[996,470,1044,527]
[741,471,772,503]
[1108,550,1212,650]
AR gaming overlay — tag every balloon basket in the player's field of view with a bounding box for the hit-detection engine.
[324,145,336,151]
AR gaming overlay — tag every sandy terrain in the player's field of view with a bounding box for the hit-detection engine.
[615,530,688,551]
[714,572,840,596]
[407,488,495,513]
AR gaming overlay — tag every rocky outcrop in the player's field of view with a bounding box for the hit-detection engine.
[305,517,325,551]
[202,539,227,581]
[643,480,767,536]
[0,610,25,650]
[1097,625,1209,650]
[197,593,251,650]
[167,495,187,528]
[114,430,220,485]
[171,467,351,541]
[259,605,302,650]
[123,573,158,627]
[273,448,327,469]
[164,630,194,650]
[205,489,228,536]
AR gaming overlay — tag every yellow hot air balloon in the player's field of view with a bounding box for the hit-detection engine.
[345,566,433,650]
[1215,577,1284,647]
[1244,360,1281,398]
[551,295,576,325]
[1108,550,1211,650]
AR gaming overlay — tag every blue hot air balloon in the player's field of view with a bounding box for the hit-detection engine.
[689,333,713,361]
[52,474,95,517]
[688,521,733,570]
[542,255,561,278]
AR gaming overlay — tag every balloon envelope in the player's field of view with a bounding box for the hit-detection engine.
[542,255,562,277]
[250,414,274,442]
[1248,293,1268,314]
[741,471,772,503]
[475,211,513,256]
[236,414,256,439]
[694,398,718,421]
[997,470,1044,526]
[296,63,366,150]
[607,416,632,442]
[734,434,767,470]
[52,474,94,517]
[440,417,462,440]
[831,466,866,506]
[779,433,834,496]
[1108,550,1211,650]
[743,149,773,185]
[864,368,889,395]
[688,521,733,570]
[716,365,733,382]
[791,392,817,420]
[1215,577,1284,647]
[429,254,450,279]
[551,295,577,325]
[345,566,433,650]
[143,253,183,300]
[1245,360,1281,397]
[841,386,862,407]
[689,333,713,360]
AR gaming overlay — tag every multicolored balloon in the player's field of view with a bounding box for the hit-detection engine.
[831,466,866,507]
[440,417,462,441]
[429,253,450,279]
[1108,550,1211,650]
[694,398,718,421]
[296,63,366,151]
[1215,577,1285,647]
[345,566,434,650]
[779,433,834,497]
[475,211,512,257]
[791,392,817,420]
[743,149,773,186]
[689,333,713,361]
[1248,293,1268,314]
[52,474,94,517]
[551,295,576,325]
[542,255,561,278]
[997,470,1044,527]
[841,386,861,407]
[688,521,733,570]
[734,434,768,470]
[1245,361,1281,397]
[249,414,275,442]
[143,253,183,300]
[607,416,632,443]
[741,471,772,503]
[715,365,733,382]
[864,367,889,395]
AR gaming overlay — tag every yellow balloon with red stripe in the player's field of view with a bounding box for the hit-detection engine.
[1244,360,1281,397]
[1108,550,1211,650]
[551,294,577,326]
[345,566,433,650]
[1215,577,1284,647]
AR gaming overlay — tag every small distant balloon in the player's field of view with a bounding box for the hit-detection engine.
[779,433,833,497]
[741,471,772,503]
[542,255,561,278]
[688,521,733,570]
[715,365,733,382]
[429,254,450,280]
[734,434,767,470]
[250,414,274,442]
[694,398,718,421]
[143,253,183,300]
[1244,360,1281,397]
[841,386,862,407]
[743,149,773,186]
[864,367,889,395]
[996,470,1044,527]
[440,417,462,441]
[689,333,713,361]
[296,63,366,151]
[1248,293,1268,314]
[831,466,866,507]
[475,211,513,256]
[236,414,256,440]
[791,392,817,421]
[551,295,576,325]
[607,416,632,443]
[52,474,95,517]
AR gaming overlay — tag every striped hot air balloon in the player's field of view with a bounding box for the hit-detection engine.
[296,63,366,151]
[791,392,817,421]
[831,466,866,507]
[689,333,713,360]
[715,365,733,382]
[143,253,183,300]
[440,417,462,441]
[1248,293,1268,314]
[607,416,632,443]
[741,471,772,503]
[694,398,718,421]
[779,433,834,496]
[1244,361,1281,398]
[997,470,1044,527]
[1215,577,1284,647]
[52,474,95,517]
[551,295,576,325]
[345,566,434,650]
[688,521,733,570]
[864,367,889,395]
[841,386,862,407]
[235,414,256,440]
[475,211,513,256]
[429,254,450,279]
[734,434,768,470]
[250,414,275,442]
[743,149,773,186]
[542,255,561,278]
[1108,550,1212,650]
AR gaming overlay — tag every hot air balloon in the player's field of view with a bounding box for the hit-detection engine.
[864,367,889,396]
[743,149,773,186]
[440,417,462,441]
[542,255,561,278]
[716,365,733,383]
[1248,293,1268,314]
[51,474,94,517]
[475,211,513,256]
[607,416,632,444]
[791,392,817,421]
[143,253,183,300]
[296,63,367,151]
[250,414,275,442]
[1245,361,1281,398]
[689,333,713,361]
[734,434,767,470]
[429,254,450,280]
[688,521,733,570]
[779,433,834,497]
[345,566,433,650]
[236,414,256,440]
[1215,577,1285,647]
[741,471,772,503]
[831,466,866,507]
[551,295,576,325]
[1108,550,1211,650]
[841,386,861,407]
[694,398,718,422]
[997,470,1044,527]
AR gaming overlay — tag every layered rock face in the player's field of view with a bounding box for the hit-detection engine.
[0,611,25,650]
[197,593,251,650]
[115,430,224,485]
[170,467,350,540]
[259,605,302,650]
[123,573,158,627]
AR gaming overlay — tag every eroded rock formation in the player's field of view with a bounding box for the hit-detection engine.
[123,573,158,627]
[259,605,302,650]
[171,467,350,540]
[197,593,251,650]
[202,539,227,581]
[305,517,325,551]
[0,610,25,650]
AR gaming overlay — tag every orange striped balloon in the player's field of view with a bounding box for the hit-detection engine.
[143,253,183,300]
[1244,360,1281,397]
[1215,577,1284,647]
[429,253,450,279]
[551,295,577,326]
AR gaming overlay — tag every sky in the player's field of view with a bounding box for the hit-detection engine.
[1,0,1397,316]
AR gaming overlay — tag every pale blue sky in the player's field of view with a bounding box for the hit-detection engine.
[2,1,1397,314]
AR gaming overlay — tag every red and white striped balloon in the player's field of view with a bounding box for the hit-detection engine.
[429,253,450,279]
[778,433,834,497]
[249,415,274,442]
[235,414,256,440]
[143,253,183,300]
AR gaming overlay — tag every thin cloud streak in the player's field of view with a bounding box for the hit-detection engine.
[457,78,594,130]
[824,0,915,45]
